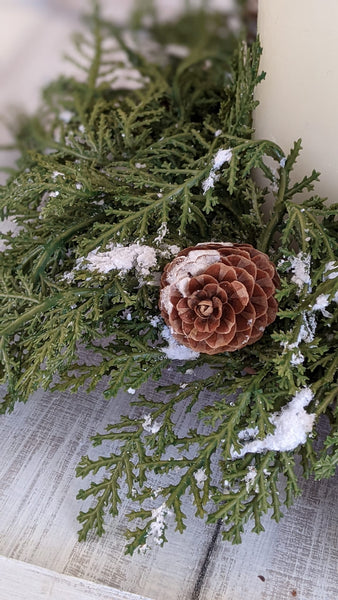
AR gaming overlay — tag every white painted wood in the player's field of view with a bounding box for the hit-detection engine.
[0,2,337,600]
[0,556,152,600]
[1,376,337,600]
[0,377,225,600]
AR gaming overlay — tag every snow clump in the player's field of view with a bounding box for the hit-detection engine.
[231,388,315,459]
[202,147,232,194]
[160,326,200,360]
[288,252,312,292]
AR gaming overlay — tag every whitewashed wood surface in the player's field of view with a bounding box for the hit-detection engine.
[0,2,337,600]
[0,556,152,600]
[1,372,337,600]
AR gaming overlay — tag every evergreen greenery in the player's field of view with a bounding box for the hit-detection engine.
[0,1,337,554]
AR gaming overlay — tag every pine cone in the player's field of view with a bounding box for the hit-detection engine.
[159,242,279,355]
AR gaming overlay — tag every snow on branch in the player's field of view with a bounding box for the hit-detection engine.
[288,252,312,293]
[202,147,233,194]
[231,388,315,458]
[160,326,200,360]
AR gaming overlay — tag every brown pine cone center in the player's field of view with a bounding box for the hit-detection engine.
[196,300,214,318]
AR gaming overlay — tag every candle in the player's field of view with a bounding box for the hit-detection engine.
[254,0,338,205]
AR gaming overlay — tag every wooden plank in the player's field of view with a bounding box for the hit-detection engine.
[0,374,224,600]
[0,556,153,600]
[1,378,337,600]
[196,475,338,600]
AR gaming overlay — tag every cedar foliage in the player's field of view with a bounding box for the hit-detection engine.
[0,1,337,554]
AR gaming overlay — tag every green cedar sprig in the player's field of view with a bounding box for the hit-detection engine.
[0,2,337,553]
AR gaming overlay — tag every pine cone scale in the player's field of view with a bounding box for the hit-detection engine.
[251,284,268,318]
[225,281,249,313]
[256,269,276,297]
[236,305,255,331]
[188,274,216,294]
[205,262,237,282]
[218,308,237,333]
[235,269,255,296]
[267,296,279,323]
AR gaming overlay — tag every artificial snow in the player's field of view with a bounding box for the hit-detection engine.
[244,466,258,493]
[65,239,182,283]
[165,43,189,58]
[71,242,157,279]
[51,170,65,180]
[194,468,208,488]
[281,253,322,357]
[153,223,180,257]
[122,309,133,321]
[231,388,315,459]
[160,326,200,361]
[148,503,172,546]
[282,286,335,359]
[294,312,316,348]
[0,217,22,251]
[202,147,232,194]
[86,243,157,276]
[290,351,305,366]
[282,311,317,358]
[213,148,233,170]
[323,261,338,280]
[167,248,221,291]
[149,315,161,328]
[238,426,259,442]
[312,293,332,318]
[59,109,74,123]
[161,244,181,258]
[154,222,168,245]
[143,414,162,434]
[289,252,312,292]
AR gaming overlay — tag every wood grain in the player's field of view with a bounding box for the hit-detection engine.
[1,373,337,600]
[0,556,153,600]
[0,374,227,600]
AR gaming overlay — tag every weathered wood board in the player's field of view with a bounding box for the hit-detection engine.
[1,374,337,600]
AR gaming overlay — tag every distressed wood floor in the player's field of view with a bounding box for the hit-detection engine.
[0,2,337,600]
[1,375,337,600]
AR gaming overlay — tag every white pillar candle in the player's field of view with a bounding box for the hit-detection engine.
[254,0,338,205]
